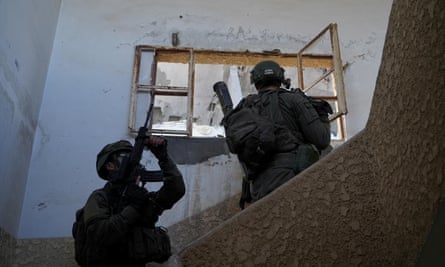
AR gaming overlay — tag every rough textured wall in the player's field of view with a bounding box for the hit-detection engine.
[179,0,445,266]
[180,134,384,266]
[0,228,16,267]
[367,0,445,263]
[1,226,75,267]
[13,238,75,267]
[0,194,241,267]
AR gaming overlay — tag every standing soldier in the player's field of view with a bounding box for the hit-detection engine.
[223,60,331,205]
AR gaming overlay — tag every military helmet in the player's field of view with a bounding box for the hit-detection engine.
[250,60,285,85]
[96,140,133,179]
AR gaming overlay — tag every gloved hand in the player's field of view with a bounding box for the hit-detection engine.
[125,184,148,211]
[148,136,169,161]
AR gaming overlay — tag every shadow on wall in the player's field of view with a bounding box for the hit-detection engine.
[164,136,230,164]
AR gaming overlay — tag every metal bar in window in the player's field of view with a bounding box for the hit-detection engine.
[136,86,188,96]
[129,46,142,131]
[296,53,304,89]
[187,48,195,136]
[330,23,348,116]
[150,129,189,136]
[339,116,346,140]
[137,89,188,96]
[137,85,189,90]
[329,111,344,121]
[303,63,349,93]
[303,68,334,93]
[155,48,333,68]
[298,23,332,54]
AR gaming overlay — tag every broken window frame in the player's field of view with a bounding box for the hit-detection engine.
[296,23,348,140]
[128,46,194,136]
[129,23,347,140]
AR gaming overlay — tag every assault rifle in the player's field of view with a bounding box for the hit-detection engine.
[117,103,164,185]
[213,81,252,209]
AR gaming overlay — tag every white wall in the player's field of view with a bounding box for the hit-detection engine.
[17,0,392,238]
[0,0,61,237]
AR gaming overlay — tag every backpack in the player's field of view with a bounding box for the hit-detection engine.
[222,90,299,171]
[72,189,107,266]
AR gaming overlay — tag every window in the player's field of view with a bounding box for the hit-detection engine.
[295,23,348,140]
[129,23,347,140]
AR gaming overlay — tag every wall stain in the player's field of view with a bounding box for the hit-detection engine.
[34,202,47,211]
[206,26,308,45]
[33,123,50,159]
[14,59,20,72]
[0,84,15,128]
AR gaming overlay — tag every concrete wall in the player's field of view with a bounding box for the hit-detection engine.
[0,0,61,237]
[179,0,445,265]
[13,0,392,240]
[0,0,398,266]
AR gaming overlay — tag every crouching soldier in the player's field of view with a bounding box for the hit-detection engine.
[73,136,185,267]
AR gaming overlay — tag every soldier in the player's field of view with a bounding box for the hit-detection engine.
[75,136,185,267]
[229,60,331,203]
